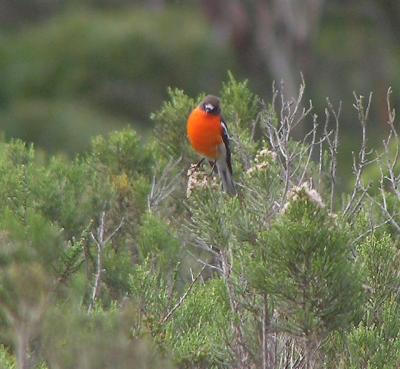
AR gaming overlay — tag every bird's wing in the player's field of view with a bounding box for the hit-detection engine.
[221,118,233,175]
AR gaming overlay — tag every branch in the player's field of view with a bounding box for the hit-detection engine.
[161,265,206,324]
[88,212,124,313]
[298,113,319,184]
[148,158,183,211]
[382,87,400,198]
[343,92,372,217]
[324,98,341,211]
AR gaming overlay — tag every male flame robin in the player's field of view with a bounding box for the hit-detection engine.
[187,95,236,195]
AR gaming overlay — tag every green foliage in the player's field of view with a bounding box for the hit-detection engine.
[89,129,153,234]
[188,189,241,251]
[221,71,259,130]
[358,234,400,318]
[0,209,62,369]
[253,192,362,340]
[151,88,196,161]
[0,137,114,239]
[327,234,400,368]
[220,72,260,173]
[91,128,153,177]
[128,260,170,328]
[340,298,400,369]
[37,157,112,238]
[239,144,282,215]
[0,208,62,267]
[137,212,181,273]
[0,345,16,369]
[102,247,133,301]
[165,279,231,369]
[42,303,172,369]
[0,139,37,219]
[0,74,399,369]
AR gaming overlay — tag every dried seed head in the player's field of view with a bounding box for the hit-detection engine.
[255,148,277,162]
[247,147,277,176]
[283,182,325,212]
[186,164,218,198]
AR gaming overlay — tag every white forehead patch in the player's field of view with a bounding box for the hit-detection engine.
[205,103,215,111]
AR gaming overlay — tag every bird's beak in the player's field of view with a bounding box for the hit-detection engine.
[204,103,214,113]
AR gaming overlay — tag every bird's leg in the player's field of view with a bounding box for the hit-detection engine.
[208,160,217,177]
[189,158,205,175]
[194,158,205,170]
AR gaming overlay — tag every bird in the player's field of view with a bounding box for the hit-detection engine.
[187,95,236,195]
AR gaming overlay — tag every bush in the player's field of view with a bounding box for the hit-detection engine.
[0,75,399,369]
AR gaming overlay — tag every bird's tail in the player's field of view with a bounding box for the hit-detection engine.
[216,158,236,195]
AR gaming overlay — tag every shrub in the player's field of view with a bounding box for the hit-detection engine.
[0,75,399,369]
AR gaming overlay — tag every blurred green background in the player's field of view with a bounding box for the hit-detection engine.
[1,0,399,160]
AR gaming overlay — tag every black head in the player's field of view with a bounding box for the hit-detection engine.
[201,95,221,115]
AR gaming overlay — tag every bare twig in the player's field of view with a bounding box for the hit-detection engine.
[298,114,319,184]
[343,93,372,217]
[366,191,400,233]
[382,87,400,199]
[88,212,124,313]
[265,79,315,209]
[220,249,250,369]
[262,294,274,369]
[161,265,206,324]
[351,218,393,246]
[148,158,183,211]
[324,99,341,211]
[186,249,223,273]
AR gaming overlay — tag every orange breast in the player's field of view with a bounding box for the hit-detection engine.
[187,107,223,159]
